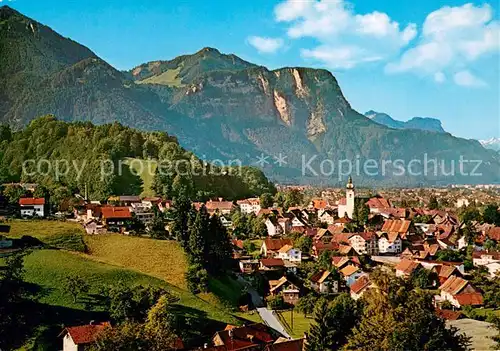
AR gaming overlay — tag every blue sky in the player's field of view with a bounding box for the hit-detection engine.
[5,0,500,140]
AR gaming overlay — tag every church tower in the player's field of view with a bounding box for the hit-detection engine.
[346,176,355,219]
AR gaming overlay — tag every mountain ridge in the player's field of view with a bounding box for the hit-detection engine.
[1,6,499,186]
[365,110,446,133]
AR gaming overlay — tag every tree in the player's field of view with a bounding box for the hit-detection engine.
[90,322,148,351]
[436,249,463,262]
[207,214,233,275]
[483,204,500,226]
[296,293,317,317]
[65,274,89,303]
[259,192,273,208]
[491,315,500,350]
[353,202,370,226]
[0,252,32,350]
[188,205,210,266]
[317,250,333,271]
[306,295,359,351]
[243,240,256,253]
[295,236,313,255]
[185,264,208,294]
[171,193,192,248]
[284,189,303,209]
[347,269,470,351]
[459,206,481,223]
[144,295,179,351]
[267,294,285,310]
[3,184,26,205]
[149,207,167,239]
[428,196,439,210]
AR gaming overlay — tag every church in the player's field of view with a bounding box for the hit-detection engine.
[338,176,355,219]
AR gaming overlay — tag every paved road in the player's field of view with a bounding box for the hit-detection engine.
[238,276,290,338]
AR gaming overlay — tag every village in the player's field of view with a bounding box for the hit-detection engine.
[0,178,499,350]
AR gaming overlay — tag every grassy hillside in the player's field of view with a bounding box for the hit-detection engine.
[7,220,86,252]
[84,234,187,289]
[7,220,84,238]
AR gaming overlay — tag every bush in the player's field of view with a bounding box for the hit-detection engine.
[185,264,208,294]
[267,295,285,310]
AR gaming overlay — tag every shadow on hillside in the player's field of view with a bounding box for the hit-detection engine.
[112,163,144,195]
[171,304,228,347]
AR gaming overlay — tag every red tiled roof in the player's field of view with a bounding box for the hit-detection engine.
[338,197,347,206]
[332,233,353,244]
[214,323,275,350]
[350,275,370,294]
[366,197,391,209]
[232,239,244,250]
[395,259,421,275]
[63,322,110,345]
[382,219,411,235]
[439,276,470,295]
[263,238,293,251]
[19,197,45,206]
[313,242,339,255]
[435,308,463,320]
[455,292,483,306]
[266,338,304,351]
[261,258,285,267]
[486,227,500,241]
[313,199,328,209]
[101,206,132,219]
[472,250,500,260]
[206,200,234,211]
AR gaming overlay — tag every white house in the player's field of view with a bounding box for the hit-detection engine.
[337,176,355,219]
[439,276,483,308]
[350,274,371,300]
[473,251,500,277]
[19,198,46,217]
[310,270,339,294]
[237,198,261,214]
[377,232,402,254]
[318,209,335,225]
[276,245,302,263]
[349,232,379,255]
[265,217,283,236]
[60,322,110,351]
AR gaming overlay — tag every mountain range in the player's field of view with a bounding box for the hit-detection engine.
[480,137,500,152]
[1,5,499,186]
[364,111,446,133]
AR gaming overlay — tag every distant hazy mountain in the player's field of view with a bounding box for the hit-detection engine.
[365,110,446,133]
[480,137,500,152]
[1,5,499,186]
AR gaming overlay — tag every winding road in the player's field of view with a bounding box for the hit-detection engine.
[238,276,290,338]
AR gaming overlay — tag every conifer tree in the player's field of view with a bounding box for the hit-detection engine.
[188,205,210,266]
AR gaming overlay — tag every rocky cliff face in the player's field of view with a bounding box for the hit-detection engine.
[1,5,499,186]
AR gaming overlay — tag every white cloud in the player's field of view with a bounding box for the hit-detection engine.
[387,3,499,86]
[267,0,417,69]
[434,72,446,83]
[454,70,487,87]
[247,36,284,54]
[301,45,383,69]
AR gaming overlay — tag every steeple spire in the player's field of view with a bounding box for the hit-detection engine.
[346,175,354,189]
